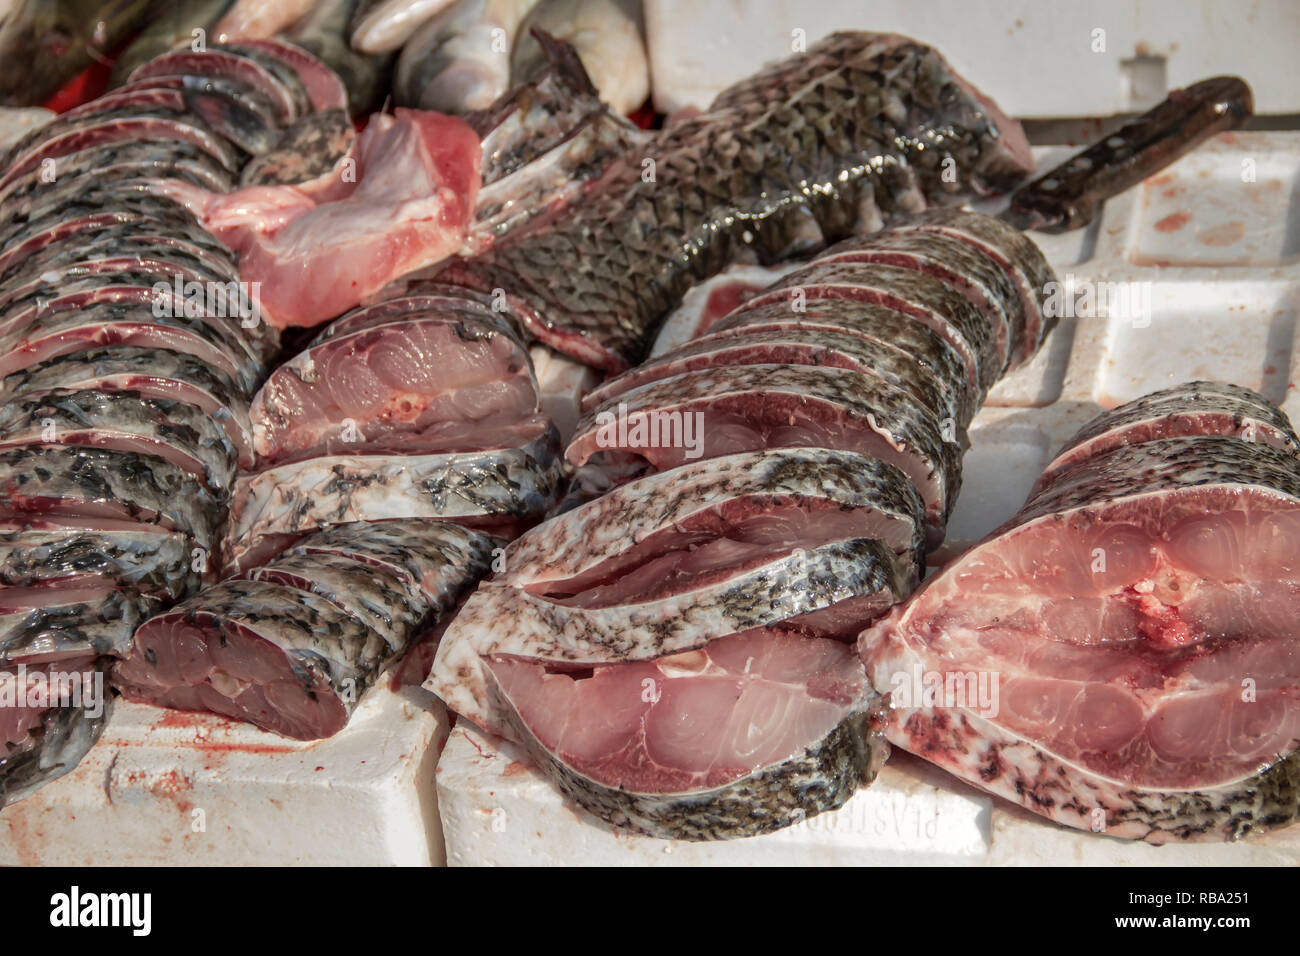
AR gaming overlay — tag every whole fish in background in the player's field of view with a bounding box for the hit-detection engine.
[214,0,316,40]
[108,0,235,88]
[394,0,538,114]
[513,0,647,115]
[287,0,395,115]
[1,0,151,106]
[350,0,457,53]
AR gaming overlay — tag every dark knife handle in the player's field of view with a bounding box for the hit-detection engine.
[1002,75,1253,233]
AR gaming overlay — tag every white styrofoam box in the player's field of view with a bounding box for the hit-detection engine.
[0,685,450,866]
[438,131,1300,865]
[644,0,1300,117]
[439,723,1300,866]
[531,345,602,444]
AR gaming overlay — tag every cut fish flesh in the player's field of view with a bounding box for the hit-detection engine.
[428,448,923,735]
[859,382,1300,842]
[250,298,537,465]
[116,521,496,739]
[486,628,888,840]
[222,416,563,573]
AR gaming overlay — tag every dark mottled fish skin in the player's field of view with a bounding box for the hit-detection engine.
[116,578,385,737]
[441,31,1031,371]
[243,551,428,651]
[181,76,283,155]
[1,589,162,662]
[582,327,959,440]
[0,658,114,810]
[0,229,236,296]
[0,0,152,107]
[0,301,265,393]
[569,363,961,532]
[237,108,355,186]
[1036,380,1300,489]
[0,139,235,221]
[121,47,299,123]
[287,0,395,116]
[107,0,238,89]
[0,347,254,467]
[490,669,890,841]
[0,187,208,252]
[704,299,975,430]
[501,448,925,585]
[222,423,565,574]
[214,42,313,118]
[0,445,223,553]
[0,110,246,188]
[0,525,202,601]
[0,389,239,493]
[0,248,239,317]
[0,212,232,284]
[890,207,1058,367]
[284,519,500,614]
[815,229,1023,375]
[744,260,998,397]
[467,30,646,244]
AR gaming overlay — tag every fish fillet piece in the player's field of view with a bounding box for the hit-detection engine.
[568,364,960,539]
[250,300,537,465]
[439,31,1032,371]
[0,518,203,601]
[165,108,480,329]
[888,207,1057,367]
[0,445,223,554]
[428,448,922,734]
[486,628,888,839]
[860,383,1300,842]
[117,521,495,739]
[0,389,238,493]
[0,347,255,468]
[738,260,998,398]
[223,416,563,573]
[466,28,645,246]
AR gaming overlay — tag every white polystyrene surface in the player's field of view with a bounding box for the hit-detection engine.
[438,132,1300,865]
[644,0,1300,117]
[0,686,449,866]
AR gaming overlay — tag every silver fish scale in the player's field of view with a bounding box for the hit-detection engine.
[1015,435,1300,529]
[0,444,223,552]
[572,363,960,522]
[287,520,500,614]
[0,388,239,493]
[706,299,975,428]
[502,448,926,586]
[1057,380,1300,455]
[756,259,999,395]
[1,589,162,663]
[443,31,1029,371]
[0,526,200,601]
[244,551,430,654]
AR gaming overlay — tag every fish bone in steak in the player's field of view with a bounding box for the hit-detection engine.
[116,521,497,739]
[428,447,921,739]
[859,382,1300,842]
[438,31,1032,372]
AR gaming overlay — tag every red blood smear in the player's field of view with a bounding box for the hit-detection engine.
[43,34,137,113]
